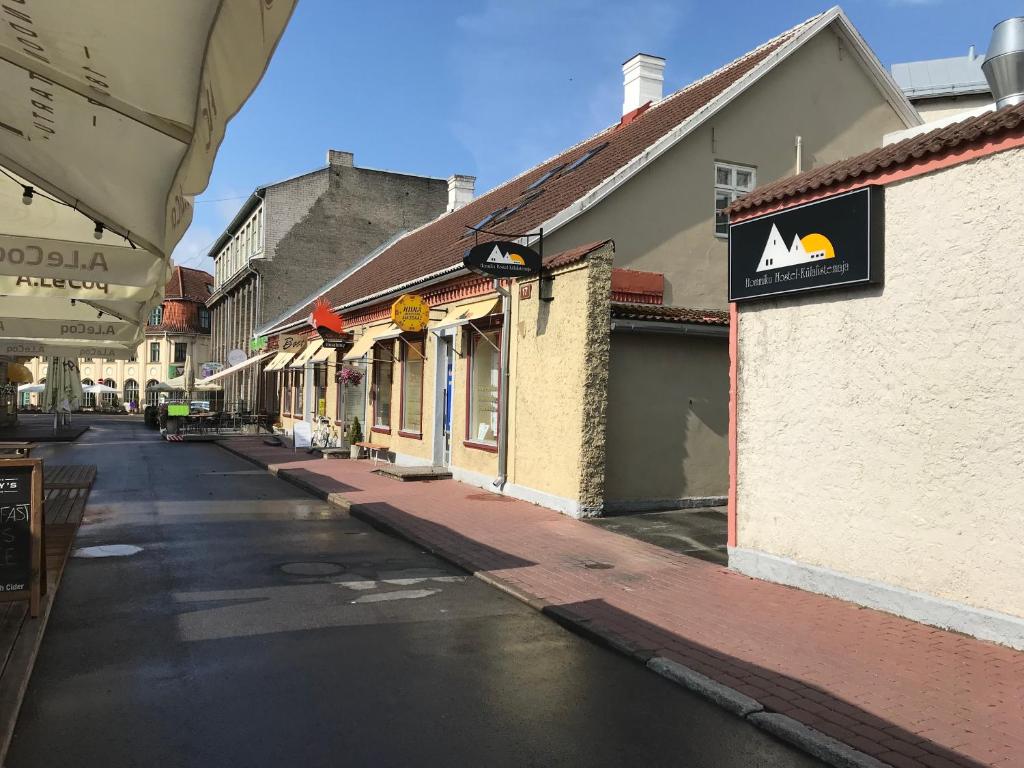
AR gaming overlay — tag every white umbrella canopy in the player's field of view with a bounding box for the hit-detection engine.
[17,383,44,394]
[82,383,118,395]
[0,0,298,259]
[0,0,296,346]
[41,356,82,412]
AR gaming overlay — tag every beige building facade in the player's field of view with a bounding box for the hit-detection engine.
[726,107,1024,648]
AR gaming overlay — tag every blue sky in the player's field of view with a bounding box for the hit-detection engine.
[173,0,1021,270]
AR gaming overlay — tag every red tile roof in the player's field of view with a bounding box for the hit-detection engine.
[610,303,729,326]
[543,240,612,270]
[164,265,214,302]
[272,13,822,332]
[727,102,1024,215]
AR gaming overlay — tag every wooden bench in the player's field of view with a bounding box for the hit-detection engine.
[354,441,391,465]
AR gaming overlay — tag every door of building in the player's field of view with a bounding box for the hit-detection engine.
[433,335,454,467]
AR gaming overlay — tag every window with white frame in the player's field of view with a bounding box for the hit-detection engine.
[714,162,755,236]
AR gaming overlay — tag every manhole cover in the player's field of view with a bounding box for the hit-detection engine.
[73,544,143,558]
[280,562,345,576]
[583,561,614,570]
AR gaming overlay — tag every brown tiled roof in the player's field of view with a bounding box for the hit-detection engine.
[610,303,729,326]
[273,13,822,331]
[164,265,214,302]
[727,102,1024,215]
[543,240,612,270]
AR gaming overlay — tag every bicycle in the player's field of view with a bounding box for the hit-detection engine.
[307,416,339,453]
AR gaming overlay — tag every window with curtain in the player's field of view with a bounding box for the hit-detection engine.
[467,330,500,446]
[400,338,424,435]
[372,341,394,429]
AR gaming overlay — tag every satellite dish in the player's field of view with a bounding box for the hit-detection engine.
[227,349,247,367]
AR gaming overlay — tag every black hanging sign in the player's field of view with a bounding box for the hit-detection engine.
[463,241,542,279]
[0,459,42,616]
[728,186,884,302]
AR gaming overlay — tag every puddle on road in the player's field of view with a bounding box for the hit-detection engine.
[73,544,143,558]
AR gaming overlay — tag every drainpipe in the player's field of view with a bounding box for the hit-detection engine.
[492,278,512,491]
[795,135,803,174]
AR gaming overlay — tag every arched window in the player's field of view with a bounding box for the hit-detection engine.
[102,378,117,408]
[145,379,160,407]
[124,379,139,410]
[82,378,95,409]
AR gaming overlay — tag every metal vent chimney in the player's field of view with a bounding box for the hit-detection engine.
[982,17,1024,108]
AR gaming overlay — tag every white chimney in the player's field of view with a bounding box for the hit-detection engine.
[622,53,665,116]
[447,174,476,212]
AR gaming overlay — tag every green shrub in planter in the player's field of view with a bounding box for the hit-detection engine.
[347,417,363,459]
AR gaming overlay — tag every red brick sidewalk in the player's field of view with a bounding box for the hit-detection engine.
[220,438,1024,768]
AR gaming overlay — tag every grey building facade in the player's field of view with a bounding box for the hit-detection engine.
[207,150,450,407]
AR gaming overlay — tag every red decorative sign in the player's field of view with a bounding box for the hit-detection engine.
[309,298,344,334]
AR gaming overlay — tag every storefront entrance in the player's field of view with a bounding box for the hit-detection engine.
[433,334,454,467]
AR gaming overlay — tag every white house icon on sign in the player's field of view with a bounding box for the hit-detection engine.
[756,223,834,272]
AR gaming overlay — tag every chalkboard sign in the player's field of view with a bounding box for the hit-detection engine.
[0,459,42,616]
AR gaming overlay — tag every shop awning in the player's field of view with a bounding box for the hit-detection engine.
[263,352,295,372]
[343,325,396,361]
[311,346,336,363]
[432,298,502,329]
[197,351,272,384]
[289,339,324,368]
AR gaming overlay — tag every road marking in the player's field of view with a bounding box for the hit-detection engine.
[351,589,440,604]
[73,544,143,558]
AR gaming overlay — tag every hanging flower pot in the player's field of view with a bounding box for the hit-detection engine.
[337,367,363,387]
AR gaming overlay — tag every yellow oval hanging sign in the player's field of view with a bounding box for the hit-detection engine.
[391,293,430,332]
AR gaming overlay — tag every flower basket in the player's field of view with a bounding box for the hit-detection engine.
[337,367,363,387]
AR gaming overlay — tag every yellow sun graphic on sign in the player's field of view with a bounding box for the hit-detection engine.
[508,253,526,265]
[800,233,835,260]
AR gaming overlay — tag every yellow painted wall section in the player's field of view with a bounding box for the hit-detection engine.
[736,147,1024,619]
[509,244,612,512]
[545,28,910,309]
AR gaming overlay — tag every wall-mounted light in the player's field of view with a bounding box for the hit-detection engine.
[21,186,33,205]
[93,221,104,240]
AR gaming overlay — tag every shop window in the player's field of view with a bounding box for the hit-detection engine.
[372,341,394,430]
[173,342,188,363]
[714,161,755,236]
[466,330,500,447]
[283,371,293,416]
[400,338,424,435]
[292,369,304,417]
[338,356,367,431]
[313,363,327,418]
[149,342,160,363]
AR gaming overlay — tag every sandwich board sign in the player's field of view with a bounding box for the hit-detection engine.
[0,458,43,617]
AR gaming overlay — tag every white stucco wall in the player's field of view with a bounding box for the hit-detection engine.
[735,147,1024,621]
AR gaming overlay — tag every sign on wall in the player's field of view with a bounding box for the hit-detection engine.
[391,294,430,333]
[463,241,542,279]
[249,336,268,351]
[728,187,884,302]
[280,334,305,352]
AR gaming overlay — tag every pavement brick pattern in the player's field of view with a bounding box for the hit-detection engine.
[222,439,1024,768]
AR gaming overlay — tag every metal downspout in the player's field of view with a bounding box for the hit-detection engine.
[492,278,512,491]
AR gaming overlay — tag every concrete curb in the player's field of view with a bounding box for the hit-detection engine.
[214,441,894,768]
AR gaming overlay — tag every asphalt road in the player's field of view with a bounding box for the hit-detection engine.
[8,417,823,768]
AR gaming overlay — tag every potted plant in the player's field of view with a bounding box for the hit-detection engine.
[348,417,363,459]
